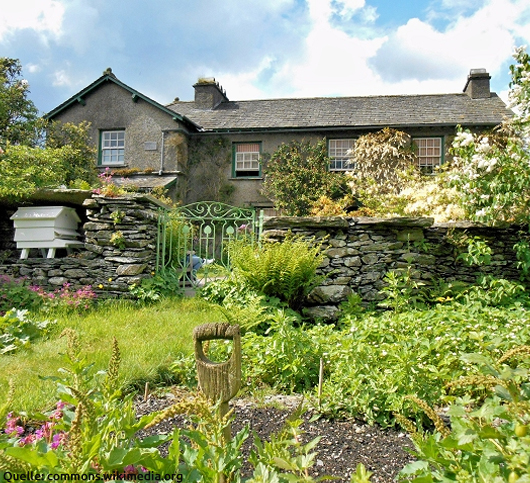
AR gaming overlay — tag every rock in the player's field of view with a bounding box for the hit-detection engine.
[303,305,340,321]
[308,285,352,304]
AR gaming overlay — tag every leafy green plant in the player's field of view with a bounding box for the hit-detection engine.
[110,230,126,249]
[0,309,54,354]
[398,347,530,482]
[248,401,329,482]
[456,236,492,266]
[380,266,426,312]
[129,268,183,303]
[459,275,527,307]
[320,296,530,426]
[0,275,41,315]
[109,209,125,225]
[262,139,347,216]
[228,235,326,311]
[514,238,530,282]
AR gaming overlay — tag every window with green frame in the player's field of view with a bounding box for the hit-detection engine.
[233,142,261,178]
[100,130,125,166]
[412,137,443,174]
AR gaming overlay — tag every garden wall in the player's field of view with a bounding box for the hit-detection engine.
[0,194,166,297]
[262,216,525,320]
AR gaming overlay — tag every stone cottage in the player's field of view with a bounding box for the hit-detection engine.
[45,68,512,209]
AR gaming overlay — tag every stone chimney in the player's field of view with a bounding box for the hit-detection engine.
[463,68,491,99]
[193,77,228,109]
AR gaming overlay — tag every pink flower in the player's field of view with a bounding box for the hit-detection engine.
[19,434,36,446]
[51,432,67,449]
[5,413,24,437]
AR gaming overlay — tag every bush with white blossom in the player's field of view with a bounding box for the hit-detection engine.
[449,46,530,225]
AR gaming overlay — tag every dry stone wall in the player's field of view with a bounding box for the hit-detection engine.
[0,194,167,297]
[262,216,525,320]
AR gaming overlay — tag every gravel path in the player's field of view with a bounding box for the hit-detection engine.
[135,392,416,482]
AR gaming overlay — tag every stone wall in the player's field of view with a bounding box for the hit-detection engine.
[0,194,167,297]
[262,216,525,319]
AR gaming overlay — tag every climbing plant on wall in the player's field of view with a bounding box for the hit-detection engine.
[184,137,234,202]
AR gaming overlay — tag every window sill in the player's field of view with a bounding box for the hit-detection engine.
[229,176,263,180]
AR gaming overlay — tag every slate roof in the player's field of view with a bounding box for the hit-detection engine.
[167,93,512,132]
[45,72,201,131]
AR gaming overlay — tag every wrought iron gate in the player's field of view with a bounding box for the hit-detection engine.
[156,201,261,287]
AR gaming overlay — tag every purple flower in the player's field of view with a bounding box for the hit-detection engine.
[51,432,67,449]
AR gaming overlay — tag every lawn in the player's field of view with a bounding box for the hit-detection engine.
[0,297,222,412]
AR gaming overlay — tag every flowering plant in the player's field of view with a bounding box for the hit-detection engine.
[30,283,97,312]
[448,46,530,226]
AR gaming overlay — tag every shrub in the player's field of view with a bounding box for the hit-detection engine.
[228,235,326,311]
[262,139,347,216]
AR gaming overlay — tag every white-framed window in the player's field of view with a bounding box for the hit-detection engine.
[100,130,125,166]
[413,137,443,174]
[233,143,261,178]
[328,139,355,171]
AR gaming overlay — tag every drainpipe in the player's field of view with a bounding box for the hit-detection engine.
[159,131,165,175]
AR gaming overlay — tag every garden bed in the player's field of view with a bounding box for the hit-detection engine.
[135,392,415,482]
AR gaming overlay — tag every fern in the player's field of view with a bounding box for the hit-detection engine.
[228,235,326,310]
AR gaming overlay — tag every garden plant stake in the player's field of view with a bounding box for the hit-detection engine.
[193,323,241,444]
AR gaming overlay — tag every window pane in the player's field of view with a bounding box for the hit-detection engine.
[413,137,442,174]
[101,131,125,165]
[329,139,355,171]
[234,143,260,175]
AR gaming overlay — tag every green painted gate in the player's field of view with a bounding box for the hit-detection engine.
[156,201,261,287]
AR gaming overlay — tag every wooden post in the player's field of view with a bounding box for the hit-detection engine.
[193,323,242,443]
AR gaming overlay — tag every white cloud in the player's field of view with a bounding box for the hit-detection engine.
[0,0,65,41]
[206,0,529,101]
[52,69,74,87]
[214,0,387,99]
[26,63,41,74]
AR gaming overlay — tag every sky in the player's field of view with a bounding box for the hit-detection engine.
[1,0,529,115]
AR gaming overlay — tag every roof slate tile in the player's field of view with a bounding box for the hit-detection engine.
[167,93,511,132]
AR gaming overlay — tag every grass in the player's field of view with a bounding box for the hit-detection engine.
[0,297,222,413]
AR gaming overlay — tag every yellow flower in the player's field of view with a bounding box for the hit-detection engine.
[98,284,103,289]
[108,278,113,282]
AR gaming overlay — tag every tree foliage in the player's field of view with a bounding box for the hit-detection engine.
[0,144,72,199]
[449,46,530,225]
[262,139,346,216]
[0,59,99,199]
[0,58,42,148]
[348,127,418,196]
[46,120,99,186]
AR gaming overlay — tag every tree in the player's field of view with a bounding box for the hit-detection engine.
[0,58,41,148]
[347,127,417,196]
[0,59,99,199]
[262,139,347,216]
[449,46,530,225]
[0,144,74,199]
[46,120,99,187]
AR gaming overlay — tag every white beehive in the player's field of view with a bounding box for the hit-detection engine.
[10,206,84,259]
